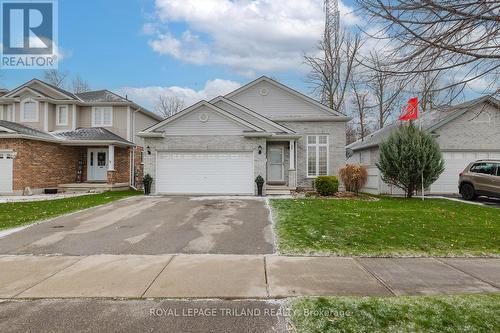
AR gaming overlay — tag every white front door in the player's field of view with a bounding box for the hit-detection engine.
[0,151,13,193]
[87,148,108,182]
[157,151,254,195]
[267,147,284,182]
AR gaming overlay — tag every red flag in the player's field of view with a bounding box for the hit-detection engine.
[399,97,419,121]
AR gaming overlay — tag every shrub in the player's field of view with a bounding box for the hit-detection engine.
[314,176,339,196]
[339,164,368,194]
[377,124,444,198]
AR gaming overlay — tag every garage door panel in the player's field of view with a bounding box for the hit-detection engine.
[157,151,254,195]
[431,151,499,194]
[0,152,13,193]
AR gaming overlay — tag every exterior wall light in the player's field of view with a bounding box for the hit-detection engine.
[147,146,151,155]
[258,145,263,155]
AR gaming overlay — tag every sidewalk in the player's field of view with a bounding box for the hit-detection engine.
[1,255,498,299]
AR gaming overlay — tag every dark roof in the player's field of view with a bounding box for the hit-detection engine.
[51,127,133,144]
[37,79,79,99]
[347,96,500,151]
[0,120,55,139]
[0,121,133,145]
[76,90,128,103]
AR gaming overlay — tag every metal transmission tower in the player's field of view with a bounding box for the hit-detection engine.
[324,0,340,43]
[322,0,342,108]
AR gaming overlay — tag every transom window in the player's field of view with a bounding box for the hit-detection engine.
[56,105,68,126]
[21,99,38,122]
[92,107,113,127]
[307,135,329,177]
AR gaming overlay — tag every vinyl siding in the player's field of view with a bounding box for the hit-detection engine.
[213,100,278,132]
[134,111,158,145]
[155,105,250,136]
[229,81,330,119]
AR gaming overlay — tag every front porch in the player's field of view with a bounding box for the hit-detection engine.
[57,144,137,192]
[266,139,297,195]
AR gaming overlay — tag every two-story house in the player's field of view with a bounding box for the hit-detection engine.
[0,79,162,194]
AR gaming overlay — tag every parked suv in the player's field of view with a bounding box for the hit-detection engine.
[459,160,500,200]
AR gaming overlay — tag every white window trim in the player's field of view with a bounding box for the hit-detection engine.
[56,105,69,126]
[91,106,113,127]
[20,98,39,122]
[6,105,13,121]
[306,135,329,178]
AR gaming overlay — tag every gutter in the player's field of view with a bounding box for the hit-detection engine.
[271,116,351,122]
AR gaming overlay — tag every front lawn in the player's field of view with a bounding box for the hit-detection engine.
[289,294,500,333]
[0,190,142,230]
[271,198,499,256]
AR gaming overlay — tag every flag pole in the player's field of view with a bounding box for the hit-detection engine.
[420,105,425,201]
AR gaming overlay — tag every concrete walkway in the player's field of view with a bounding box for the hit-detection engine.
[1,255,498,299]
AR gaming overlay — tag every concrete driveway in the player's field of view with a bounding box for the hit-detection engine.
[0,196,274,255]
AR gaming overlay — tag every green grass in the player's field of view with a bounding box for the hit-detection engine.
[271,198,499,256]
[289,295,500,333]
[0,190,142,230]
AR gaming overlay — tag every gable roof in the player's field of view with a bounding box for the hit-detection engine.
[210,96,295,134]
[3,79,80,100]
[142,100,266,133]
[76,90,128,103]
[225,76,346,118]
[347,96,500,152]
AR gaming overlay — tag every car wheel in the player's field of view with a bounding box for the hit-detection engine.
[461,183,476,200]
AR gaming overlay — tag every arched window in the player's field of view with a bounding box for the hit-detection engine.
[21,98,39,122]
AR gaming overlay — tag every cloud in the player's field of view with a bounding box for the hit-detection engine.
[146,0,360,75]
[115,78,242,111]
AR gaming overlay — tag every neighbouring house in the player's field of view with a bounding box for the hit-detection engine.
[139,76,349,195]
[0,79,162,194]
[347,96,500,195]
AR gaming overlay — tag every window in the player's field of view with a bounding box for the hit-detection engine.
[496,164,500,177]
[307,135,329,177]
[470,163,496,176]
[56,105,68,126]
[21,99,38,122]
[6,105,13,121]
[92,107,113,127]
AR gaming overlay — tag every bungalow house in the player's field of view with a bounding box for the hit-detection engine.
[0,79,162,194]
[139,76,349,195]
[347,96,500,195]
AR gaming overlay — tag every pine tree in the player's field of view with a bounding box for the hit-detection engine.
[377,124,445,198]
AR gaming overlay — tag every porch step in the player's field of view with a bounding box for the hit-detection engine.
[266,185,292,196]
[58,183,130,193]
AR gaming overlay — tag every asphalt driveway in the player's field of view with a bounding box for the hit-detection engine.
[0,196,274,255]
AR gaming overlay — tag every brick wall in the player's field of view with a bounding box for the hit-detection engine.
[0,139,86,191]
[107,146,131,184]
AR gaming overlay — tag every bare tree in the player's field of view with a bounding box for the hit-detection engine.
[346,123,358,145]
[43,69,69,88]
[355,0,500,96]
[155,95,185,119]
[71,75,91,94]
[366,55,406,129]
[305,30,362,113]
[349,74,373,141]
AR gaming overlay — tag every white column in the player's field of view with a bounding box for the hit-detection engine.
[44,102,48,131]
[126,106,131,141]
[72,105,77,130]
[108,145,115,171]
[289,140,296,170]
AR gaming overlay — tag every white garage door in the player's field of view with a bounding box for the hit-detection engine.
[431,151,500,194]
[157,151,254,195]
[0,151,14,194]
